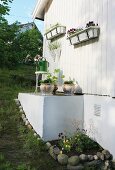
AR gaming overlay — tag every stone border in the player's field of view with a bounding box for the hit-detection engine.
[14,98,115,170]
[14,98,41,140]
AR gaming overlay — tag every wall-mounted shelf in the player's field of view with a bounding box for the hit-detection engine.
[45,25,66,40]
[67,26,100,45]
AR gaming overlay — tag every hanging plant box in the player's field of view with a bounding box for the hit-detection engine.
[67,26,100,45]
[45,24,66,40]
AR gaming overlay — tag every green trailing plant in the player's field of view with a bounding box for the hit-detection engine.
[40,69,64,84]
[48,41,61,51]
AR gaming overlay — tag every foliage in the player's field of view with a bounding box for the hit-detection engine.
[48,41,61,51]
[23,131,46,154]
[40,69,61,84]
[0,0,13,18]
[64,80,74,84]
[72,130,100,153]
[14,28,43,63]
[0,0,43,68]
[58,129,101,154]
[58,133,72,153]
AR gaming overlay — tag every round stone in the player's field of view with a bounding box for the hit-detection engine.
[27,124,32,129]
[57,154,68,165]
[68,156,80,166]
[49,146,57,160]
[34,133,37,137]
[94,155,98,160]
[53,146,60,155]
[21,114,26,119]
[14,98,19,102]
[88,155,94,161]
[20,109,24,113]
[25,120,29,125]
[79,154,88,162]
[46,142,52,150]
[19,105,23,109]
[23,117,27,122]
[102,150,111,159]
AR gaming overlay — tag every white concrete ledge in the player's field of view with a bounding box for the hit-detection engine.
[18,93,84,141]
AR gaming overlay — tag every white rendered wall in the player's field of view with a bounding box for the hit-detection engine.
[84,95,115,158]
[43,0,115,97]
[18,93,44,137]
[18,93,84,141]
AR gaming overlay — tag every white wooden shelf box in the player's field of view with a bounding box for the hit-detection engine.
[67,26,100,45]
[45,25,66,40]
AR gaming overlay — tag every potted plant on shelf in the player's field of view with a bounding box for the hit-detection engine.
[40,69,61,95]
[62,80,75,96]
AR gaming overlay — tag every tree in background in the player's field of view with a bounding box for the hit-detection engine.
[0,0,43,68]
[13,26,43,64]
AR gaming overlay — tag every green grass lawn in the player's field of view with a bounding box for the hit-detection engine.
[0,65,65,170]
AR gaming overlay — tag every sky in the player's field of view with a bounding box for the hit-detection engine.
[5,0,44,34]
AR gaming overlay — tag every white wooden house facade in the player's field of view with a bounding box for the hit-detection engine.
[33,0,115,97]
[31,0,115,158]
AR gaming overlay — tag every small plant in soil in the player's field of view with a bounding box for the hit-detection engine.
[57,129,102,155]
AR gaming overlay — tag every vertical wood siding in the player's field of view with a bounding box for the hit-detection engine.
[44,0,115,97]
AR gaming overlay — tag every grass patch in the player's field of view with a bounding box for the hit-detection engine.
[0,65,65,170]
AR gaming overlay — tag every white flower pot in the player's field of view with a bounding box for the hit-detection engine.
[62,84,75,95]
[40,83,54,95]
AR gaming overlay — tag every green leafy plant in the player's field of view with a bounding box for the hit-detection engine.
[40,69,64,84]
[71,129,101,153]
[58,133,72,153]
[48,41,61,51]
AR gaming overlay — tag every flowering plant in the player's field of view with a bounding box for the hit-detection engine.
[67,28,83,36]
[34,54,42,62]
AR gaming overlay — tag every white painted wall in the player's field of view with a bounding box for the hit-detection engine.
[18,93,84,141]
[18,93,44,137]
[84,95,115,158]
[43,0,115,97]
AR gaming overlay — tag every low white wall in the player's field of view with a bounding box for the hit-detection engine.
[18,93,84,141]
[84,95,115,158]
[18,93,44,137]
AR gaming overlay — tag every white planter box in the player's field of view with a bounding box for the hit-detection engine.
[87,27,99,38]
[45,25,66,40]
[78,32,88,42]
[67,26,100,45]
[69,35,79,45]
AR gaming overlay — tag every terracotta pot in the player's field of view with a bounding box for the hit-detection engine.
[40,83,54,95]
[62,84,75,95]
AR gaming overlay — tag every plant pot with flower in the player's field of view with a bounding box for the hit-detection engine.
[62,80,75,95]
